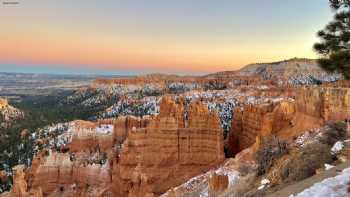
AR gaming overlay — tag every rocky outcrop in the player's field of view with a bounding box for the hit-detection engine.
[160,148,254,197]
[69,120,114,152]
[296,87,350,122]
[208,172,229,197]
[0,99,24,128]
[0,98,8,109]
[112,96,225,196]
[9,96,225,197]
[94,74,204,88]
[227,100,296,154]
[239,58,343,85]
[13,125,115,196]
[228,86,350,156]
[31,153,75,194]
[10,152,111,197]
[112,116,151,145]
[93,72,265,92]
[9,165,43,197]
[272,101,297,132]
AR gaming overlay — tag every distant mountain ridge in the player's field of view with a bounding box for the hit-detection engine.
[207,58,343,85]
[239,58,318,76]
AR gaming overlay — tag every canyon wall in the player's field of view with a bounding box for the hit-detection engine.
[227,101,296,155]
[228,86,350,155]
[93,73,264,89]
[30,152,112,195]
[7,96,225,197]
[69,120,113,152]
[296,87,350,122]
[112,96,225,196]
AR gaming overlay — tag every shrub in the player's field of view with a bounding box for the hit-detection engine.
[204,80,227,90]
[238,164,255,177]
[281,142,333,182]
[318,122,347,146]
[255,136,289,175]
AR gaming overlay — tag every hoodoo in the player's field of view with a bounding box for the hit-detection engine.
[6,97,225,197]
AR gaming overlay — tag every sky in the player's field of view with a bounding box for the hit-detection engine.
[0,0,333,75]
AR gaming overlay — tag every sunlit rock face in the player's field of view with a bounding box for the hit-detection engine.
[0,98,8,109]
[27,152,112,196]
[68,120,114,152]
[227,86,350,156]
[2,61,347,197]
[112,96,225,196]
[227,100,296,153]
[7,96,225,197]
[208,172,229,197]
[0,98,24,128]
[296,87,350,122]
[6,165,43,197]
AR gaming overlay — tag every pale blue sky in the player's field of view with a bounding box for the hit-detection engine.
[0,0,333,75]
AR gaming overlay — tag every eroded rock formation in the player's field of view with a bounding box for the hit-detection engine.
[69,120,114,152]
[208,172,229,197]
[228,86,350,155]
[296,87,350,122]
[93,72,264,91]
[112,96,225,196]
[0,98,23,127]
[6,96,225,197]
[0,98,8,109]
[227,100,296,154]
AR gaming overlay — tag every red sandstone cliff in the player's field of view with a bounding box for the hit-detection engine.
[227,100,296,155]
[6,96,225,197]
[112,96,225,196]
[227,86,350,156]
[296,87,350,122]
[93,73,263,89]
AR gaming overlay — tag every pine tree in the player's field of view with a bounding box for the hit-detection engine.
[314,0,350,79]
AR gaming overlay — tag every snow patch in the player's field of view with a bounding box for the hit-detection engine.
[331,141,344,155]
[261,179,270,185]
[290,167,350,197]
[96,124,113,134]
[258,178,270,190]
[324,164,335,171]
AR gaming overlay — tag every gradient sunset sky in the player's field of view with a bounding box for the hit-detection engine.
[0,0,332,75]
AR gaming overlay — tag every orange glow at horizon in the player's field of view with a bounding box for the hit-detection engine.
[0,25,318,73]
[0,0,329,74]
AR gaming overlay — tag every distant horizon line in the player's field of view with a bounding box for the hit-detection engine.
[0,57,316,77]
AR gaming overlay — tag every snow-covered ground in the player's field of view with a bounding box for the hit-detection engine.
[96,124,113,134]
[160,161,240,197]
[258,178,271,190]
[294,128,322,147]
[290,167,350,197]
[100,96,160,118]
[331,141,345,155]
